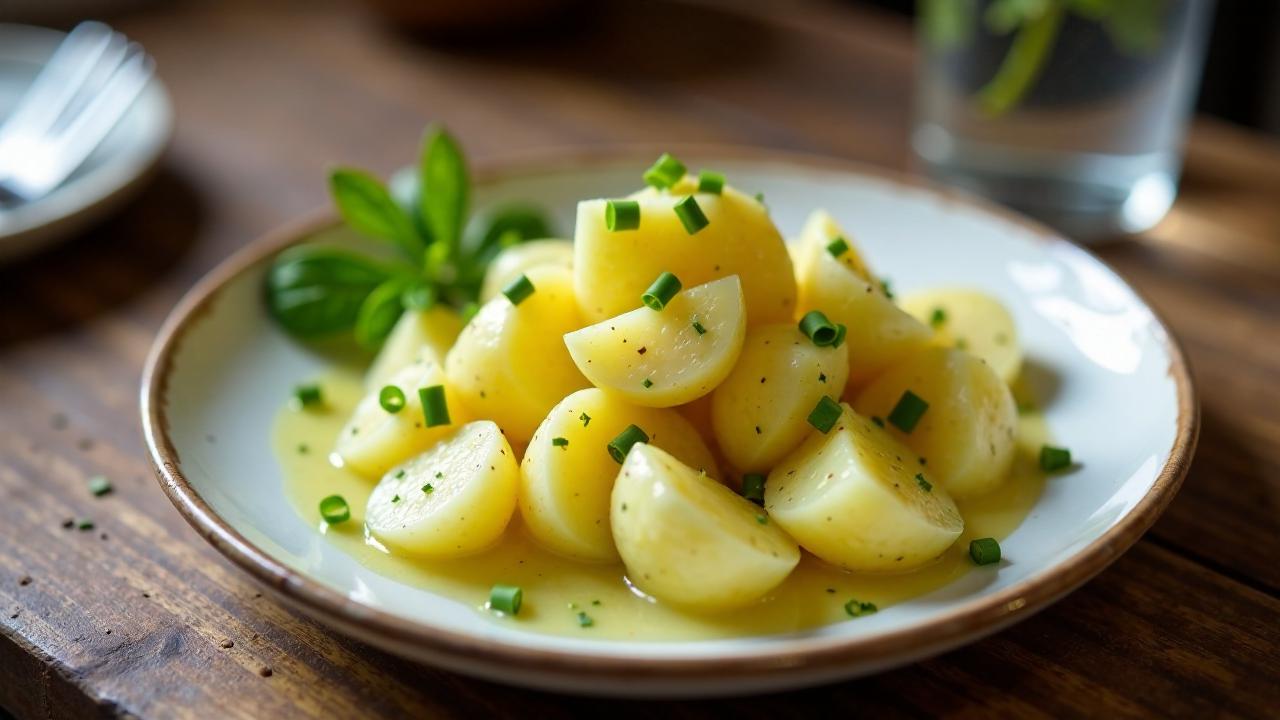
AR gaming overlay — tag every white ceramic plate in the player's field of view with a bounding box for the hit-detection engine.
[0,23,173,262]
[141,150,1196,697]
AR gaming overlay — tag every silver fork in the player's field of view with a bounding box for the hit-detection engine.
[0,21,155,207]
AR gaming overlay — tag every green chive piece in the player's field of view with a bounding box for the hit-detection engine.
[754,192,765,204]
[798,310,838,346]
[580,412,591,427]
[294,384,323,408]
[552,436,569,449]
[673,196,709,234]
[435,471,444,479]
[422,483,434,494]
[807,396,842,434]
[420,385,450,427]
[643,152,687,189]
[87,476,112,497]
[608,424,649,464]
[461,301,480,323]
[319,495,350,524]
[692,318,707,335]
[642,378,654,389]
[930,307,947,327]
[756,514,768,525]
[969,537,1001,565]
[887,390,929,433]
[379,385,406,414]
[880,277,895,300]
[391,494,401,503]
[826,237,850,258]
[742,473,766,505]
[576,611,595,628]
[502,274,536,305]
[605,199,641,231]
[1040,445,1072,472]
[297,443,309,455]
[844,599,878,617]
[489,584,523,615]
[915,473,933,492]
[641,271,683,311]
[832,323,847,349]
[76,518,95,531]
[696,170,725,195]
[394,469,406,479]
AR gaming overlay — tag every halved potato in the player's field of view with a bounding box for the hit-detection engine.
[480,239,574,303]
[900,288,1022,384]
[852,347,1017,499]
[365,306,464,391]
[574,184,795,324]
[611,444,800,610]
[711,323,850,472]
[520,388,718,562]
[564,275,746,407]
[336,360,469,479]
[366,420,518,557]
[445,265,589,444]
[766,404,963,571]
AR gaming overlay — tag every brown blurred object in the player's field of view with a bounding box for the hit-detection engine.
[358,0,577,32]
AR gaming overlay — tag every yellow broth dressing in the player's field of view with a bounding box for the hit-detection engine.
[274,370,1048,641]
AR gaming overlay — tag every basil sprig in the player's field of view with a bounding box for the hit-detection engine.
[265,125,553,348]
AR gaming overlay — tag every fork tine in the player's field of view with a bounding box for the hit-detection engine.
[0,22,115,156]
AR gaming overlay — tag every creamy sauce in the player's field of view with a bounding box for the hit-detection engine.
[273,370,1048,641]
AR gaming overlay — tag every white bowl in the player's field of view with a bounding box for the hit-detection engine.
[141,149,1196,697]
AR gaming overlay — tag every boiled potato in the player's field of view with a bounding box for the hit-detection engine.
[852,347,1017,499]
[793,221,932,388]
[793,209,876,284]
[611,444,800,610]
[480,239,574,302]
[900,288,1022,384]
[711,323,850,472]
[766,404,963,571]
[574,184,795,324]
[365,306,465,391]
[445,265,589,444]
[520,388,718,562]
[564,275,746,407]
[336,360,469,479]
[366,420,518,557]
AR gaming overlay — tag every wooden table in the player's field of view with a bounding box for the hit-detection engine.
[1,0,1277,716]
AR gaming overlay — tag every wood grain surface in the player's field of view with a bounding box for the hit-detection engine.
[1,0,1277,717]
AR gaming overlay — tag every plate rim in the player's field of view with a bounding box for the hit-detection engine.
[140,145,1199,682]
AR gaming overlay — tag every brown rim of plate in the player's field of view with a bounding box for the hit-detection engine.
[140,144,1199,682]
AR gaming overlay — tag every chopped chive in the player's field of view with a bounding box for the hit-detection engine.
[502,274,536,305]
[798,310,838,346]
[422,483,434,494]
[379,385,406,414]
[831,323,847,349]
[592,599,601,606]
[969,537,1001,565]
[692,318,707,335]
[489,584,523,615]
[391,494,401,503]
[696,170,725,195]
[605,199,641,231]
[607,424,649,464]
[754,192,765,204]
[297,443,309,454]
[87,476,112,497]
[755,514,768,525]
[807,396,842,433]
[395,469,406,479]
[76,518,95,531]
[673,196,709,234]
[319,495,350,524]
[552,436,569,449]
[580,412,591,427]
[826,236,850,258]
[576,611,595,628]
[642,377,654,389]
[461,301,480,323]
[741,473,766,505]
[643,152,687,189]
[915,473,932,492]
[436,471,444,479]
[887,390,929,433]
[844,599,878,617]
[1040,445,1072,472]
[293,384,323,408]
[880,277,894,300]
[641,271,683,311]
[420,385,450,427]
[929,307,947,327]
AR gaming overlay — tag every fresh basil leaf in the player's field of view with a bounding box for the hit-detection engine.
[419,127,469,254]
[265,246,392,338]
[354,278,407,349]
[330,168,425,261]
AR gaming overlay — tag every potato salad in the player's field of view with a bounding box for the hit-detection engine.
[276,153,1074,635]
